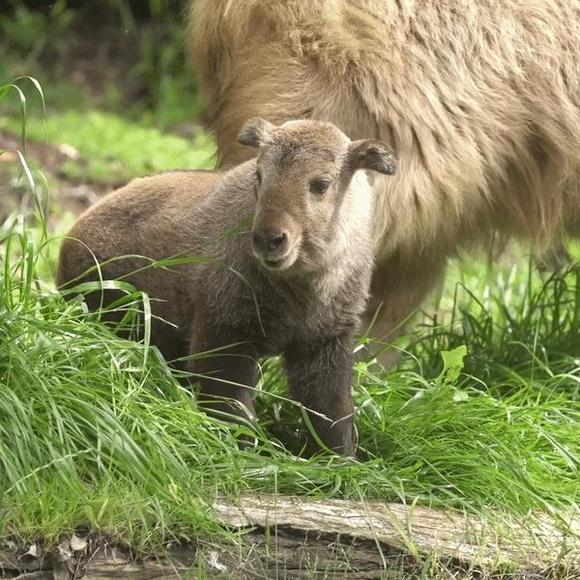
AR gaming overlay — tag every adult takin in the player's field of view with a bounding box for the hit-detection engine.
[188,0,580,343]
[58,119,397,455]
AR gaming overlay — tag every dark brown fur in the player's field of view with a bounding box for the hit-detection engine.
[58,119,396,455]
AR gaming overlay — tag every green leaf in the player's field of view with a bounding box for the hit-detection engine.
[438,344,468,385]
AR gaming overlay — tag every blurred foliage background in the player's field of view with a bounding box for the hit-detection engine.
[0,0,214,222]
[0,0,200,129]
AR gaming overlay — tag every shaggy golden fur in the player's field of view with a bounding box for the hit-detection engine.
[188,0,580,338]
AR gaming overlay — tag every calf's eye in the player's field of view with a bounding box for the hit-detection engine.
[309,178,331,195]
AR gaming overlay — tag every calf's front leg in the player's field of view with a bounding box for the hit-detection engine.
[284,336,357,456]
[189,325,258,424]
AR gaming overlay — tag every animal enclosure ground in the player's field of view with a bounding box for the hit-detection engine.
[1,8,579,578]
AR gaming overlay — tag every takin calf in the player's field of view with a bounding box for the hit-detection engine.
[58,119,397,455]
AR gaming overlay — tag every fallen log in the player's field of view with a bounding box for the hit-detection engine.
[2,498,577,578]
[213,494,580,572]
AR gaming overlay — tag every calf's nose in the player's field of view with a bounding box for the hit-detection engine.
[252,229,288,256]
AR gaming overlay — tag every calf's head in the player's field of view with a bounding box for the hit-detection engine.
[238,118,397,273]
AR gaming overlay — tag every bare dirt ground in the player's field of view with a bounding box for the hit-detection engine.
[0,130,109,222]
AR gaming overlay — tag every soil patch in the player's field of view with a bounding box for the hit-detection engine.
[0,130,109,221]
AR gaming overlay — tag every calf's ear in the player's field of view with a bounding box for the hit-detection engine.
[348,139,397,175]
[238,118,276,148]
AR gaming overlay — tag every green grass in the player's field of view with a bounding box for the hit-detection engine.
[2,226,579,555]
[2,232,578,546]
[0,109,214,184]
[1,79,579,571]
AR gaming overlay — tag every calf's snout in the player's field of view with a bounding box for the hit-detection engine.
[252,227,288,258]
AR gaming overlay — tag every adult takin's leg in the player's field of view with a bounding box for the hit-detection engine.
[363,250,447,365]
